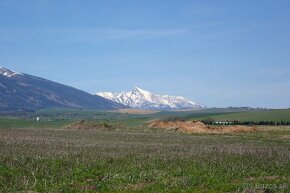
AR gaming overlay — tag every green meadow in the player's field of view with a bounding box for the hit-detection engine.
[194,109,290,122]
[0,108,290,192]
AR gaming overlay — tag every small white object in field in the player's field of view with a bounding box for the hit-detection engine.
[36,117,40,122]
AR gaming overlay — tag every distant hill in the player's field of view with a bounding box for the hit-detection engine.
[0,67,127,111]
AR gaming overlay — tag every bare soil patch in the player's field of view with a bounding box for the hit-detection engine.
[64,120,118,130]
[148,120,257,134]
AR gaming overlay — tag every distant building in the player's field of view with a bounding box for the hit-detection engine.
[214,121,232,125]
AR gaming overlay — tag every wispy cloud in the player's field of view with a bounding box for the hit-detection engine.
[0,21,269,45]
[0,27,187,44]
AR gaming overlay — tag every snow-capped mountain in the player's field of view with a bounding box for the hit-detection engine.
[96,87,206,110]
[0,66,23,77]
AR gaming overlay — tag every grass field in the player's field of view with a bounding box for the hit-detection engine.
[35,108,154,122]
[193,109,290,122]
[1,109,290,192]
[1,119,290,192]
[0,119,70,129]
[3,108,289,125]
[135,108,290,123]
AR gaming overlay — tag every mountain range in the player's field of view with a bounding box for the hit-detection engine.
[0,66,206,112]
[0,67,126,111]
[97,87,205,110]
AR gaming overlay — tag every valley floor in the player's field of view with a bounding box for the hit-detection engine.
[0,125,290,192]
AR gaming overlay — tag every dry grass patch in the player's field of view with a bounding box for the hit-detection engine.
[148,120,257,134]
[63,120,119,130]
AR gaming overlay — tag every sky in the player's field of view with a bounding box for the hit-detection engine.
[0,0,290,108]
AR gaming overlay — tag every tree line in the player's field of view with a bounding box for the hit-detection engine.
[202,117,290,126]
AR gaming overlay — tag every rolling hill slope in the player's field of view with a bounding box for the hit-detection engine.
[0,67,127,111]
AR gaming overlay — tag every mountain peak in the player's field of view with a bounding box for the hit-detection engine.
[96,87,206,110]
[133,86,141,90]
[132,86,142,92]
[0,66,23,77]
[132,87,151,96]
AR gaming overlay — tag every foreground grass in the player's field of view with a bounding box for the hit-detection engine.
[0,126,290,192]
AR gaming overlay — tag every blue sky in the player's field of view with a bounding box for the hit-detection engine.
[0,0,290,108]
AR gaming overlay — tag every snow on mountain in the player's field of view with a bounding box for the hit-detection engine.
[0,66,23,77]
[96,87,206,110]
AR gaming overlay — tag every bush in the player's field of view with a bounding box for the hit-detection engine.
[202,117,214,125]
[160,116,186,122]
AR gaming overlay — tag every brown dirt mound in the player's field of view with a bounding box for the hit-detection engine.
[148,120,257,134]
[64,120,118,130]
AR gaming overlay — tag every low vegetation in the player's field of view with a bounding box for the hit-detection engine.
[64,120,120,130]
[1,117,290,192]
